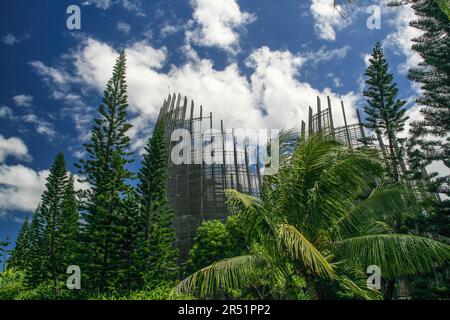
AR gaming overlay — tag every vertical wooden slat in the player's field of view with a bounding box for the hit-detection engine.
[308,106,313,135]
[232,128,241,192]
[327,96,335,134]
[341,101,352,148]
[317,96,322,131]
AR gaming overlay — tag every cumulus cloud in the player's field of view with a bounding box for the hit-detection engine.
[0,135,31,163]
[12,94,33,107]
[310,0,352,41]
[0,164,48,216]
[31,37,360,155]
[186,0,256,52]
[384,3,422,76]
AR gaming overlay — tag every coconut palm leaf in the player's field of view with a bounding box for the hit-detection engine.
[337,274,383,300]
[335,234,450,279]
[330,185,411,239]
[277,224,336,279]
[173,255,267,297]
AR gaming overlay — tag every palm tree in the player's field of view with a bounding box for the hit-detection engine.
[174,132,450,299]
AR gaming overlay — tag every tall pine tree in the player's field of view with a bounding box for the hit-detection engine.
[363,42,409,182]
[137,120,178,288]
[59,174,80,273]
[116,190,141,290]
[24,205,45,288]
[76,50,134,291]
[7,216,30,271]
[407,0,449,196]
[40,153,69,291]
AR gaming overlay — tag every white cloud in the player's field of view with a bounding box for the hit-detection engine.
[30,61,72,87]
[384,3,422,76]
[1,32,30,46]
[82,0,112,9]
[0,164,48,216]
[186,0,256,52]
[117,21,131,35]
[0,106,14,119]
[303,45,350,64]
[82,0,145,16]
[0,135,31,163]
[22,113,57,139]
[12,94,33,107]
[0,163,87,217]
[160,24,183,37]
[310,0,352,41]
[31,38,360,154]
[2,34,19,46]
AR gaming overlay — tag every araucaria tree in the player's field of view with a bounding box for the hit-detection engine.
[76,50,134,291]
[40,153,71,291]
[137,120,178,288]
[7,216,30,271]
[407,0,449,195]
[363,42,409,182]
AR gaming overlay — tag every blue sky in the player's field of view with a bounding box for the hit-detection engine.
[0,0,426,247]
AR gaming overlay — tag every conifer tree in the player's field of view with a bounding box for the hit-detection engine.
[363,42,409,182]
[137,120,178,287]
[7,216,30,271]
[76,50,134,291]
[40,152,69,290]
[0,236,11,272]
[407,0,449,196]
[116,190,141,290]
[24,205,45,288]
[59,174,80,272]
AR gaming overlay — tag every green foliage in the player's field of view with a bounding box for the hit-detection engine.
[363,42,409,182]
[137,120,179,288]
[0,270,25,300]
[90,283,186,300]
[40,153,78,290]
[175,133,450,300]
[406,0,450,197]
[24,205,45,288]
[186,215,247,275]
[116,190,142,289]
[9,153,80,293]
[76,50,134,291]
[59,174,80,271]
[7,217,30,271]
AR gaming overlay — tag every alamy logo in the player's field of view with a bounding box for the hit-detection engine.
[66,5,81,30]
[66,265,81,290]
[366,5,381,30]
[366,265,381,290]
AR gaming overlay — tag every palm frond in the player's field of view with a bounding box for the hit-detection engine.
[335,234,450,279]
[277,224,336,279]
[330,185,410,239]
[172,255,263,298]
